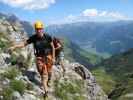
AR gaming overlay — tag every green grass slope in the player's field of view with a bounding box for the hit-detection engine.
[92,48,133,100]
[63,38,103,67]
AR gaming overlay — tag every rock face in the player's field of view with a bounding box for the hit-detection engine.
[0,59,109,100]
[0,13,33,38]
[0,14,27,42]
[72,63,108,100]
[0,12,34,69]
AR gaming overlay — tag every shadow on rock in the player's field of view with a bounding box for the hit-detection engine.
[23,70,41,86]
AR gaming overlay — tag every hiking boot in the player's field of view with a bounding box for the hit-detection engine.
[43,91,48,98]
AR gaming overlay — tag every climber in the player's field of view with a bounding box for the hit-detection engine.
[53,37,65,73]
[9,21,55,97]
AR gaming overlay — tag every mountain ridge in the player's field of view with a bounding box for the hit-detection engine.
[46,20,133,55]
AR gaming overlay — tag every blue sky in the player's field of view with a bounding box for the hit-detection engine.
[0,0,133,25]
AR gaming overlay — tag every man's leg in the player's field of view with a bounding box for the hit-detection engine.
[41,72,48,93]
[36,57,43,75]
[46,54,53,86]
[36,57,48,93]
[60,60,65,72]
[59,52,65,73]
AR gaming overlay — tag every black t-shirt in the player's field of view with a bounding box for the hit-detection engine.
[26,33,52,56]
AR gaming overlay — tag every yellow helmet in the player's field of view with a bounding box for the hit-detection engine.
[34,21,44,29]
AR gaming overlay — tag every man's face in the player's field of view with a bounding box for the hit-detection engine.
[35,28,44,37]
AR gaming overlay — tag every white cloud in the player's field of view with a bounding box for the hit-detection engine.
[0,0,56,10]
[48,8,131,25]
[82,9,128,20]
[107,12,127,19]
[99,11,107,16]
[82,9,98,17]
[66,14,76,20]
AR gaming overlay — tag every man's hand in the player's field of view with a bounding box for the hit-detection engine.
[52,58,56,64]
[8,42,27,52]
[9,46,15,51]
[6,46,15,54]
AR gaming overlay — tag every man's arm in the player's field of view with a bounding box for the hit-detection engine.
[55,43,62,50]
[9,41,28,51]
[51,42,55,61]
[9,34,34,51]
